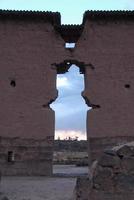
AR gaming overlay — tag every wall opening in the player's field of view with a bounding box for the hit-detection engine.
[65,43,75,49]
[7,151,15,163]
[125,84,130,89]
[10,80,16,87]
[50,64,89,176]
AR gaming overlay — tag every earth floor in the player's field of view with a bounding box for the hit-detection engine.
[0,165,88,200]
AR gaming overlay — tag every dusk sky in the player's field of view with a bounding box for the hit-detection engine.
[0,0,134,140]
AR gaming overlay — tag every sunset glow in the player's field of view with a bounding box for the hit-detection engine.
[55,130,87,141]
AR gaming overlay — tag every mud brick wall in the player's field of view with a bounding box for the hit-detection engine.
[75,12,134,161]
[0,136,53,175]
[0,11,66,175]
[0,10,134,175]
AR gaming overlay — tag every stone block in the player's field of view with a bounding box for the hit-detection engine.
[114,174,134,192]
[116,145,134,158]
[121,157,134,174]
[75,177,91,200]
[98,153,120,169]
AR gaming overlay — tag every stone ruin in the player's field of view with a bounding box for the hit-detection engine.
[75,142,134,200]
[0,9,134,176]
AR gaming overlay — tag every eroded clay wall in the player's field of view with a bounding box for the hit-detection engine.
[75,18,134,160]
[0,16,66,175]
[1,11,134,175]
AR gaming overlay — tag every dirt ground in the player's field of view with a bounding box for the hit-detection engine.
[0,165,88,200]
[1,176,76,200]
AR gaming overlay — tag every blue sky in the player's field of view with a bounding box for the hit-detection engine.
[0,0,134,24]
[0,1,134,139]
[50,66,88,140]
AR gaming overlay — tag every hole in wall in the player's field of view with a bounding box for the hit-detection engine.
[91,104,101,109]
[7,151,15,162]
[125,84,130,89]
[50,64,89,175]
[65,43,75,49]
[10,80,16,87]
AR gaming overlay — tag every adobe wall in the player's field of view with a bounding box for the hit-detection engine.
[0,10,134,175]
[75,12,134,160]
[0,11,68,175]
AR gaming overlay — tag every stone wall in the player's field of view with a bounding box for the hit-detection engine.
[0,10,66,175]
[75,142,134,200]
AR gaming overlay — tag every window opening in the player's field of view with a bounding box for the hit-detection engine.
[10,80,16,87]
[65,43,75,49]
[50,64,89,176]
[125,84,130,89]
[7,151,15,162]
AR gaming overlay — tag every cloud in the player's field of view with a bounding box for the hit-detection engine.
[50,65,89,134]
[56,65,84,96]
[55,108,88,131]
[57,77,69,88]
[55,130,87,140]
[53,95,88,114]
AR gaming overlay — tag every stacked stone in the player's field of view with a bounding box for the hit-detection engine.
[93,143,134,193]
[75,142,134,200]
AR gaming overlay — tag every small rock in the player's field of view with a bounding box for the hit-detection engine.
[116,145,133,158]
[104,149,117,156]
[92,164,114,192]
[121,157,134,174]
[93,167,113,187]
[98,153,120,168]
[114,174,134,192]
